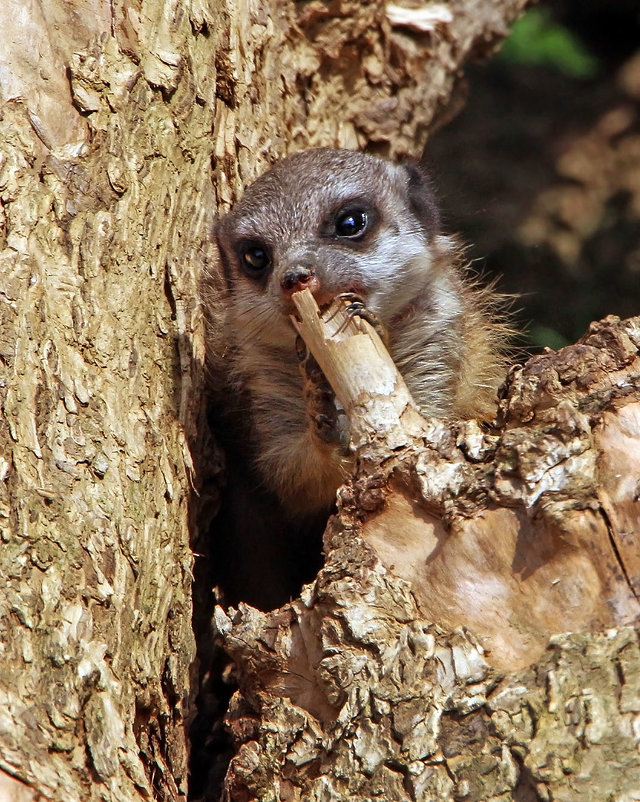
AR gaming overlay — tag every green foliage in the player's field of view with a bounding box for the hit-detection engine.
[528,324,570,351]
[500,8,599,79]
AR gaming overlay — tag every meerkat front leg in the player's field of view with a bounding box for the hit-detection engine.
[296,335,350,451]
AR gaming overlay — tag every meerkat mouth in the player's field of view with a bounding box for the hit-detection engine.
[286,287,363,317]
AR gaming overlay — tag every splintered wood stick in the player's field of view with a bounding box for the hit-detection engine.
[290,288,425,449]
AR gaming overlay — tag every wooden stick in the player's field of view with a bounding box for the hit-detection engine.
[291,289,424,449]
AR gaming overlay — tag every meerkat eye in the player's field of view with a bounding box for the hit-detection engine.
[239,243,271,276]
[335,209,368,239]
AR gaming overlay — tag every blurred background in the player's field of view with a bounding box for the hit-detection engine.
[429,0,640,350]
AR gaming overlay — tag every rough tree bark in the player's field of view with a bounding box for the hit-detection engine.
[8,0,634,801]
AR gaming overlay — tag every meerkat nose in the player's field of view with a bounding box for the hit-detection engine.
[280,265,320,297]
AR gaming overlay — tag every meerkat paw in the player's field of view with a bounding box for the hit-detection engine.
[336,293,389,345]
[296,336,350,451]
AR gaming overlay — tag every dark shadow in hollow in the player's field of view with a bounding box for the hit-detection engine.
[187,398,327,801]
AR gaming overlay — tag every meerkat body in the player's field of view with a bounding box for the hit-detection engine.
[208,148,508,607]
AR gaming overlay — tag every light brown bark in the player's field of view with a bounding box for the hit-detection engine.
[0,1,210,799]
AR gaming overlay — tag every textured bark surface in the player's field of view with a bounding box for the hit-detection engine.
[0,1,208,798]
[0,0,535,800]
[218,314,640,801]
[361,316,640,669]
[211,0,530,203]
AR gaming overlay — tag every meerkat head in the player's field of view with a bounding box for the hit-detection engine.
[216,148,444,346]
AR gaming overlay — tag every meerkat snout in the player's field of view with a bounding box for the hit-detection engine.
[280,265,319,297]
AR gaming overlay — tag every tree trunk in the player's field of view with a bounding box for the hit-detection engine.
[10,0,633,800]
[0,1,209,798]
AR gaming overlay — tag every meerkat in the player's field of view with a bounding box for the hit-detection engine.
[206,148,509,608]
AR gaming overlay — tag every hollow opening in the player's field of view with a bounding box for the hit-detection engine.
[187,406,328,800]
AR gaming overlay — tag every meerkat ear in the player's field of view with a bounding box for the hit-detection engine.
[402,161,441,240]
